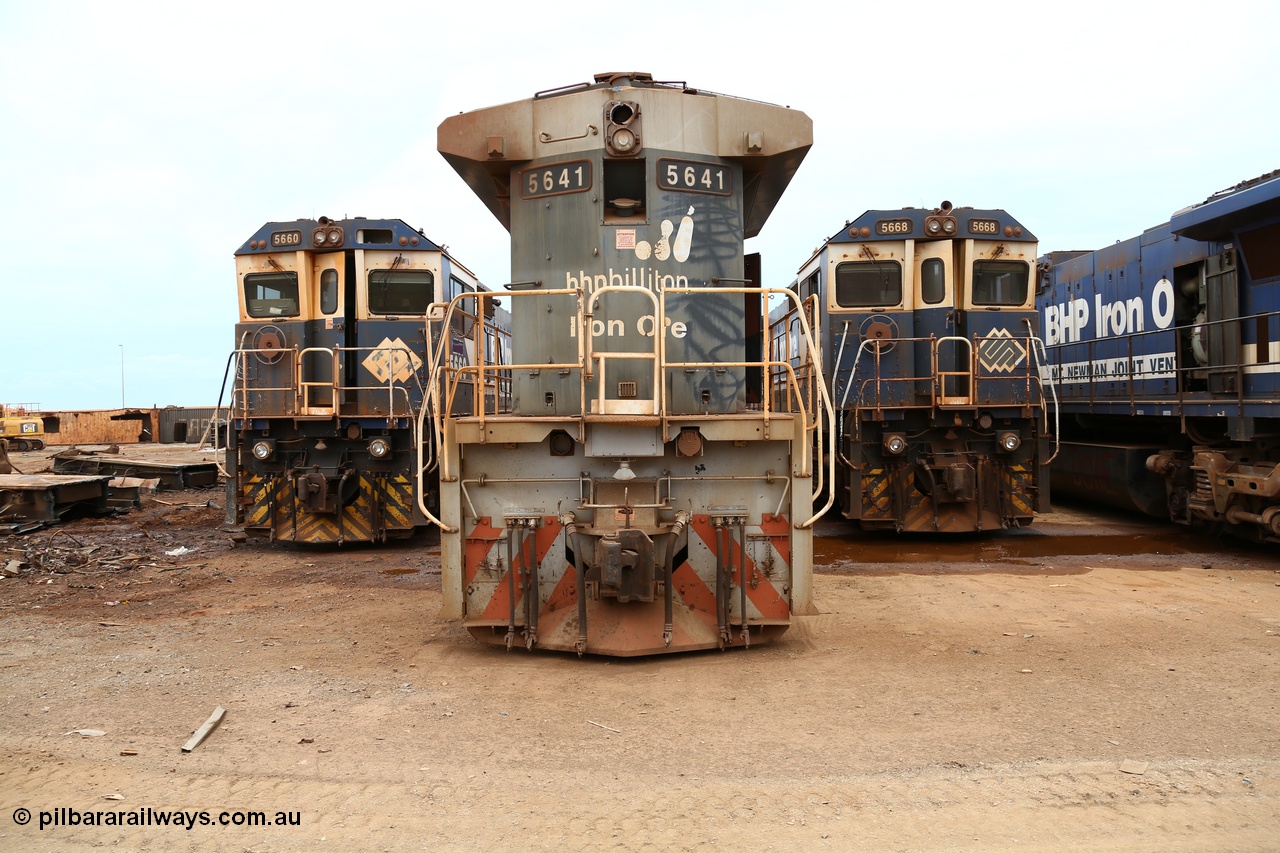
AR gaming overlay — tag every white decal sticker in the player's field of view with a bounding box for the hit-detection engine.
[626,207,696,262]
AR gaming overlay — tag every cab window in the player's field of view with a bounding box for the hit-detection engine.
[320,269,339,315]
[449,276,475,334]
[972,261,1029,306]
[244,272,299,318]
[921,258,945,305]
[368,269,434,315]
[799,270,819,302]
[834,261,902,308]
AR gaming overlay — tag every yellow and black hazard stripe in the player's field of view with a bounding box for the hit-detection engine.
[899,488,937,532]
[240,472,416,544]
[372,473,416,532]
[861,467,894,520]
[1003,462,1035,520]
[849,458,1038,533]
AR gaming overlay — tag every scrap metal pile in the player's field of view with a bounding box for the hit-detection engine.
[0,441,218,534]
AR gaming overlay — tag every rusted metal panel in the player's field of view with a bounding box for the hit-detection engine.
[38,408,162,446]
[52,453,218,490]
[0,474,113,532]
[437,98,536,230]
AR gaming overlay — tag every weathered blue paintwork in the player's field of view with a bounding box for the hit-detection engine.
[226,216,485,543]
[1038,171,1280,539]
[793,204,1048,532]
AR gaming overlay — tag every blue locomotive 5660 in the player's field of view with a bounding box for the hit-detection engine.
[222,217,503,544]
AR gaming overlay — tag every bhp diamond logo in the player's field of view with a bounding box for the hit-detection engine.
[363,337,422,384]
[978,328,1025,374]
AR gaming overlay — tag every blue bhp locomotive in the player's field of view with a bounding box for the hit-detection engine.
[223,216,501,544]
[779,203,1052,532]
[1038,170,1280,541]
[432,72,829,655]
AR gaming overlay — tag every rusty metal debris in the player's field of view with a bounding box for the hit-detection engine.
[0,473,114,533]
[3,527,201,580]
[53,451,218,490]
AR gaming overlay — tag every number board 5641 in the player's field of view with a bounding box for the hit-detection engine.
[657,159,732,196]
[520,161,592,199]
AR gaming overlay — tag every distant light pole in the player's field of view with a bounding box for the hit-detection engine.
[118,344,125,408]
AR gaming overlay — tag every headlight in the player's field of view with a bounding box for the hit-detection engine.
[368,437,392,459]
[998,431,1021,452]
[251,440,274,460]
[925,215,957,237]
[884,434,907,455]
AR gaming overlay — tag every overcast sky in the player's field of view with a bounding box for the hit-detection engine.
[2,1,1276,411]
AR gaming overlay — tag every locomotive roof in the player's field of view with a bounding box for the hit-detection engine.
[235,217,444,256]
[830,206,1034,243]
[1170,169,1280,242]
[438,72,812,239]
[791,205,1036,273]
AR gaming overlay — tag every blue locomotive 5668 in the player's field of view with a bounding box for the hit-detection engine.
[782,203,1052,533]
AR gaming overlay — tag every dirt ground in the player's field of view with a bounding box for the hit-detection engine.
[1,444,1277,852]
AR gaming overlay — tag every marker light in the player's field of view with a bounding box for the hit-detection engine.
[611,127,637,152]
[368,437,392,459]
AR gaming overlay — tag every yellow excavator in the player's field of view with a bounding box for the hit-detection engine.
[0,405,46,451]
